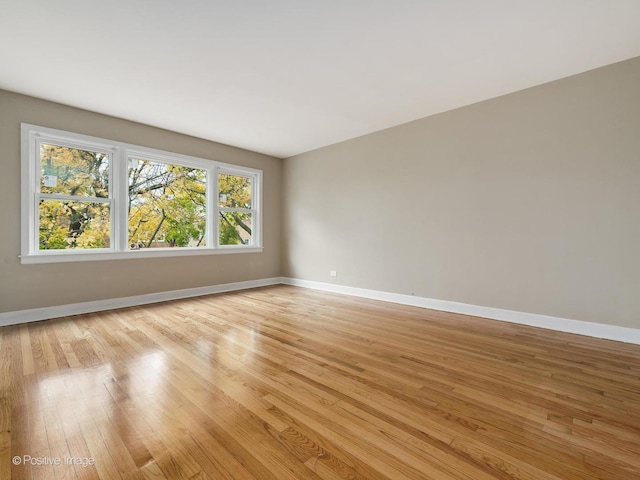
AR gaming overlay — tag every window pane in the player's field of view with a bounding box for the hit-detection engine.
[40,143,109,197]
[39,199,110,249]
[219,174,252,209]
[219,212,252,245]
[128,159,207,248]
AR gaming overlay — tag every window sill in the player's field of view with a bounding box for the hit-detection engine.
[19,246,264,264]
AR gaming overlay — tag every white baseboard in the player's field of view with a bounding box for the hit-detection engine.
[2,276,638,345]
[281,277,640,345]
[0,277,282,327]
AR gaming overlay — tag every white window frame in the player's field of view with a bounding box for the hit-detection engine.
[217,167,261,249]
[21,124,263,264]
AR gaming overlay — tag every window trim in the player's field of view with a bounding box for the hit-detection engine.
[21,123,263,264]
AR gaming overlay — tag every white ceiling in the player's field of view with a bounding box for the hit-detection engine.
[1,1,639,159]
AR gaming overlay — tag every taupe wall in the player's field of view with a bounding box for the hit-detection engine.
[3,58,640,328]
[283,57,640,329]
[0,90,281,313]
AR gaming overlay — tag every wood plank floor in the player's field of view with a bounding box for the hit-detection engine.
[1,285,639,479]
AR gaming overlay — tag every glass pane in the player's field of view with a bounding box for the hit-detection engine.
[39,199,110,249]
[40,143,109,197]
[219,174,252,209]
[219,212,252,245]
[128,158,207,248]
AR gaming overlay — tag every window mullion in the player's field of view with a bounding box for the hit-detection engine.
[211,166,219,248]
[115,148,129,251]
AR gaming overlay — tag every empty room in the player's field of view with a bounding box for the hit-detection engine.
[1,1,639,479]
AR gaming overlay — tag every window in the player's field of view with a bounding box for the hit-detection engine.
[128,158,207,249]
[218,172,254,246]
[38,142,112,250]
[21,124,262,263]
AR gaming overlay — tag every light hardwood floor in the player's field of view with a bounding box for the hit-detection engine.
[1,285,639,479]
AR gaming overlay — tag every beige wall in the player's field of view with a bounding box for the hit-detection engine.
[283,57,640,329]
[3,57,640,329]
[0,90,281,313]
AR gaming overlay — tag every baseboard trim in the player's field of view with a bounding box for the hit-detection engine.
[0,277,282,327]
[3,276,638,345]
[281,277,640,345]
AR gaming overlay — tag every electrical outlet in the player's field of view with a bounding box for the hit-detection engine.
[329,270,337,277]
